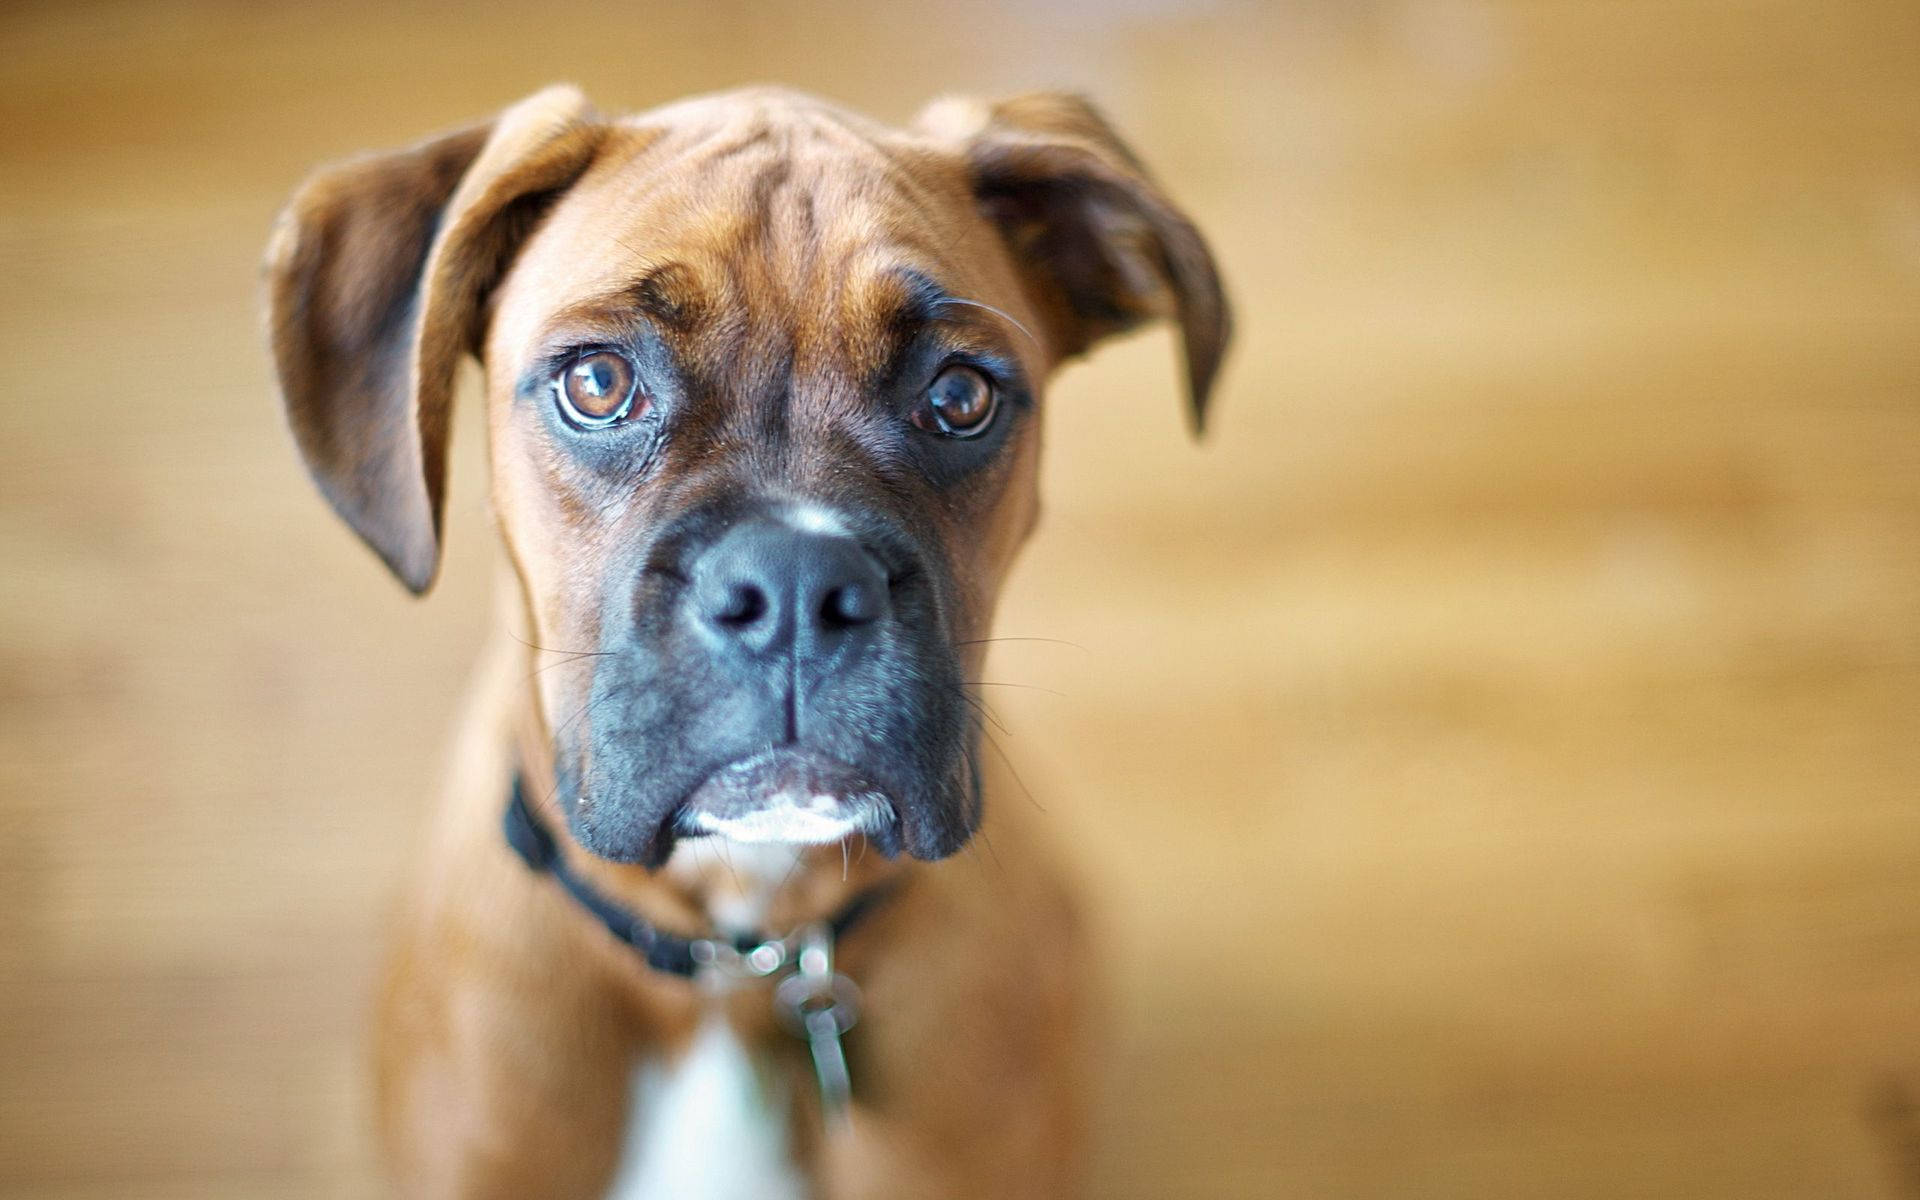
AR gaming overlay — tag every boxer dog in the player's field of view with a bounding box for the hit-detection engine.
[265,84,1227,1199]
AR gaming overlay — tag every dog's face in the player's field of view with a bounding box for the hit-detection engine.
[266,86,1227,867]
[484,96,1053,864]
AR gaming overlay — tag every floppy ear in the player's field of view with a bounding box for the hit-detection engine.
[917,91,1231,434]
[264,85,602,593]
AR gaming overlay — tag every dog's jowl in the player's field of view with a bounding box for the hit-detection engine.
[266,84,1228,1199]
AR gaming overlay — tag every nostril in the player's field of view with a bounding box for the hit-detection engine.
[714,582,769,628]
[821,582,882,628]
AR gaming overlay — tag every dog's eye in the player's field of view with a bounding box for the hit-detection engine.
[555,351,643,427]
[911,365,996,438]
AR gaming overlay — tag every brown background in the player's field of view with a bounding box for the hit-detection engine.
[3,1,1919,1197]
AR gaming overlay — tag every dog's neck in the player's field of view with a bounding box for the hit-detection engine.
[508,684,902,945]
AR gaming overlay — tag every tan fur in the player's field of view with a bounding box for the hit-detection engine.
[265,84,1228,1198]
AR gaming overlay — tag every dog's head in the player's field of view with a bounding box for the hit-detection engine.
[266,85,1228,867]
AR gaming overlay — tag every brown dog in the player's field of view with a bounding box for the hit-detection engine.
[265,84,1227,1199]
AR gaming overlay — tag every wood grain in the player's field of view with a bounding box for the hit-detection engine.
[2,1,1917,1196]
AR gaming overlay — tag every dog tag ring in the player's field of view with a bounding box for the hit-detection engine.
[774,922,861,1127]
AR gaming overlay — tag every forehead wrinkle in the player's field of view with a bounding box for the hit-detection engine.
[556,100,1010,431]
[798,106,961,213]
[585,104,967,311]
[590,95,960,251]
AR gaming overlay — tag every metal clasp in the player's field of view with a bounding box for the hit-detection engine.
[773,921,861,1128]
[688,935,788,980]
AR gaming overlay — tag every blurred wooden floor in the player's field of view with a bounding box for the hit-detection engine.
[3,1,1919,1197]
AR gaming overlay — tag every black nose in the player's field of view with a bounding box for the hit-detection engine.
[688,521,890,660]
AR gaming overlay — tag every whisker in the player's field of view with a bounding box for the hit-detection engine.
[507,630,609,659]
[962,834,988,872]
[952,688,1010,737]
[510,628,612,683]
[975,718,1044,815]
[958,736,1005,876]
[934,295,1039,347]
[716,838,743,892]
[955,636,1090,654]
[777,845,809,892]
[530,655,606,679]
[977,824,1004,872]
[535,680,633,810]
[553,684,620,741]
[964,680,1068,698]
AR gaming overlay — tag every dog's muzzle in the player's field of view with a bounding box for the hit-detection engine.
[562,500,974,867]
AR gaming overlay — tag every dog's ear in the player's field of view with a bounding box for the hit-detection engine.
[265,85,602,593]
[918,91,1231,434]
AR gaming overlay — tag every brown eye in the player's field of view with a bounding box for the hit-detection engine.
[913,364,996,438]
[556,350,642,427]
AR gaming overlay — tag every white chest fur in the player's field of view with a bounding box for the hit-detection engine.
[604,1014,807,1200]
[602,837,814,1200]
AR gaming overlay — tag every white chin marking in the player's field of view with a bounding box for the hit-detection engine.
[687,794,884,845]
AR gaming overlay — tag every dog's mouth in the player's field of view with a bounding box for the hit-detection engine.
[668,748,903,857]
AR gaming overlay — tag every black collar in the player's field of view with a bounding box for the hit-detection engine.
[503,778,894,978]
